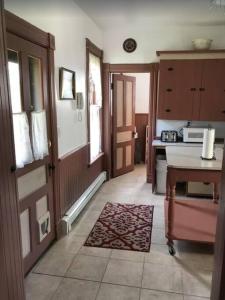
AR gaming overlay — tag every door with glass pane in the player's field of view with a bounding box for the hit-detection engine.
[7,32,55,274]
[112,74,136,177]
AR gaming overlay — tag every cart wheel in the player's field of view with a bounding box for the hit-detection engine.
[168,245,176,256]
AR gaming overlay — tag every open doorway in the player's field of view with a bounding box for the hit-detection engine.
[124,73,150,166]
[108,66,152,181]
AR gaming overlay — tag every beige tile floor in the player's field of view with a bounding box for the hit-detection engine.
[28,164,213,300]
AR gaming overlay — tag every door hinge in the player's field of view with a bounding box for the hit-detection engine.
[111,83,114,89]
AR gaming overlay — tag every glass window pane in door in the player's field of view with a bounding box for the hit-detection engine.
[28,56,44,111]
[7,50,23,113]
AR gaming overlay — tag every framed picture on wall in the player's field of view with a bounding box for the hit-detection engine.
[59,67,76,100]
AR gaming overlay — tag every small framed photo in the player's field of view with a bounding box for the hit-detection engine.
[59,67,76,100]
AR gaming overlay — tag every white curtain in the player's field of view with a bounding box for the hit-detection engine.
[90,105,102,161]
[31,110,49,160]
[13,112,34,168]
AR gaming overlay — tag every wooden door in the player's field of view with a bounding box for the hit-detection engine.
[7,32,55,274]
[0,3,25,299]
[199,59,225,121]
[157,60,202,120]
[112,74,135,177]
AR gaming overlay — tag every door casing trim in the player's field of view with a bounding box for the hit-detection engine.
[5,10,60,242]
[102,63,157,181]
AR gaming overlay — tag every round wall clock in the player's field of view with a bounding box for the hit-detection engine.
[123,38,137,53]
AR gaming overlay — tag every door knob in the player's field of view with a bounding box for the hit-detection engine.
[48,164,55,170]
[10,165,16,173]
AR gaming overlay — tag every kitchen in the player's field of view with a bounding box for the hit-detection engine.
[149,48,225,255]
[2,0,225,299]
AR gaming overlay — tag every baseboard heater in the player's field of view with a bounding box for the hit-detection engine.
[61,171,107,234]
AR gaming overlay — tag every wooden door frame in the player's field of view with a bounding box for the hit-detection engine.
[86,38,104,165]
[5,10,61,239]
[0,3,25,299]
[102,63,157,181]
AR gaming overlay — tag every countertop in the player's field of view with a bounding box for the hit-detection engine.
[166,146,223,170]
[153,139,224,149]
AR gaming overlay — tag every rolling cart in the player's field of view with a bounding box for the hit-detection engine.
[165,146,222,255]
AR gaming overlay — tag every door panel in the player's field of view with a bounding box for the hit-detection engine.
[125,81,133,126]
[125,145,132,166]
[116,80,124,127]
[200,59,225,121]
[112,74,135,177]
[157,60,202,120]
[17,165,47,200]
[7,32,55,274]
[20,209,31,258]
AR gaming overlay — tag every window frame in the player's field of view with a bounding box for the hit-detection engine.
[86,38,104,165]
[7,33,51,175]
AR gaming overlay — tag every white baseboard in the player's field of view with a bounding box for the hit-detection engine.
[61,171,107,235]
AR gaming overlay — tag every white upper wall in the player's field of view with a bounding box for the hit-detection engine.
[5,0,103,157]
[103,24,225,63]
[73,0,225,63]
[125,73,150,114]
[74,0,225,30]
[5,0,225,149]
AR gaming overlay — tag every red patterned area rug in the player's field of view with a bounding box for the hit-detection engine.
[84,202,154,252]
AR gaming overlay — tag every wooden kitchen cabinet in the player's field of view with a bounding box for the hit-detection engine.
[157,60,202,120]
[199,60,225,121]
[157,59,225,121]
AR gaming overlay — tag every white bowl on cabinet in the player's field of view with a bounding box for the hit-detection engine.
[192,38,213,50]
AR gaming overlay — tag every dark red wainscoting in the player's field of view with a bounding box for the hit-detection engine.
[59,145,104,217]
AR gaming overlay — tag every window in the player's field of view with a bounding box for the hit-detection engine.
[86,39,103,163]
[8,50,23,113]
[7,49,49,168]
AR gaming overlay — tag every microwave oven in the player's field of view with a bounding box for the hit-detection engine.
[183,127,205,143]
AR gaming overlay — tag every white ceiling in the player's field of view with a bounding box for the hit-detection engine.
[73,0,225,29]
